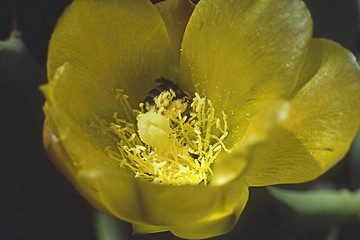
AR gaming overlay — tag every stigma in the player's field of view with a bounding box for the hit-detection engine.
[106,87,229,185]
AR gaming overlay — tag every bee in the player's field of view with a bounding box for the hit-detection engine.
[144,77,190,106]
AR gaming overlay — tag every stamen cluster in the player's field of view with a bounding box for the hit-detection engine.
[106,89,229,185]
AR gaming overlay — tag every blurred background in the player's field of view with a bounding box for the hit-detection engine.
[0,0,359,239]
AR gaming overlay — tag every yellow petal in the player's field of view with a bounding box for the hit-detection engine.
[285,39,360,172]
[243,126,323,186]
[43,120,76,181]
[42,63,115,151]
[47,0,169,110]
[170,186,249,239]
[76,167,248,229]
[244,39,360,186]
[180,0,312,145]
[42,64,131,194]
[42,121,114,217]
[155,0,195,80]
[133,186,249,239]
[211,100,290,186]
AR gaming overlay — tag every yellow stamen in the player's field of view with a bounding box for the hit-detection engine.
[106,89,229,185]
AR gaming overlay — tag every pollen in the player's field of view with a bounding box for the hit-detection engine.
[106,89,229,185]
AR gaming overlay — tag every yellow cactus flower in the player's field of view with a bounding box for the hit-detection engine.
[41,0,360,239]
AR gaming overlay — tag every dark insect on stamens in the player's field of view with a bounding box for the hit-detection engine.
[144,77,190,106]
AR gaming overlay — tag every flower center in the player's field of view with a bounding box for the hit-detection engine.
[106,84,229,185]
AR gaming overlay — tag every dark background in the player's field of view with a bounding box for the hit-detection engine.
[0,0,359,239]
